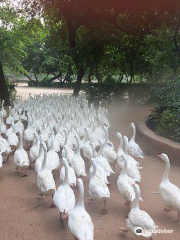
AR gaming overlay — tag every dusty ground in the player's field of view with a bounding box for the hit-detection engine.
[16,82,73,101]
[0,83,180,240]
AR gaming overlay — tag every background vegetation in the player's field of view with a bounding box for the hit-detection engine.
[0,0,180,141]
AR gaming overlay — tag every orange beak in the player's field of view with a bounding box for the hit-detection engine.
[157,154,161,157]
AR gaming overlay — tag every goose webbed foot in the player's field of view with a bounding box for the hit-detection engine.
[120,227,128,235]
[101,208,108,214]
[60,213,65,228]
[22,174,28,177]
[164,208,171,213]
[29,161,34,170]
[4,153,10,163]
[124,201,131,213]
[49,202,56,208]
[63,213,69,219]
[52,168,58,176]
[87,198,93,201]
[173,211,180,222]
[22,168,28,177]
[101,200,108,214]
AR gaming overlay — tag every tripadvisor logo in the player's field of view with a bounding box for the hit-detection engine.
[135,227,173,235]
[135,227,143,235]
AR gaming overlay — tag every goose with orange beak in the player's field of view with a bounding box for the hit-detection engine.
[158,153,180,221]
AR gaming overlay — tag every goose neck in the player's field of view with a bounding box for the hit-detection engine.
[76,138,80,154]
[41,147,47,170]
[131,126,136,141]
[124,140,129,156]
[62,162,69,186]
[18,132,23,150]
[131,192,140,211]
[76,184,84,208]
[1,100,4,109]
[92,162,97,178]
[104,128,108,144]
[162,159,170,183]
[121,156,128,175]
[85,129,89,142]
[38,146,43,158]
[91,145,95,158]
[97,142,103,156]
[64,131,68,145]
[118,138,123,152]
[34,134,39,145]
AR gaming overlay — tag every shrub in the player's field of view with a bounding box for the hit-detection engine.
[148,81,180,142]
[6,79,17,102]
[85,83,154,103]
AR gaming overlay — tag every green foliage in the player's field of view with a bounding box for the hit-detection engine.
[6,79,17,102]
[155,109,180,142]
[149,81,180,142]
[0,6,27,71]
[86,83,153,103]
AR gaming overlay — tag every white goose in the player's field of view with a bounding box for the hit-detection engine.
[71,135,86,177]
[24,113,34,146]
[7,120,19,149]
[128,123,144,158]
[5,123,13,138]
[0,112,6,134]
[47,126,60,153]
[68,178,94,240]
[14,113,24,133]
[117,132,137,166]
[46,135,60,172]
[61,129,75,164]
[29,132,40,167]
[6,106,13,125]
[0,100,7,118]
[89,143,108,184]
[89,158,110,214]
[35,137,44,173]
[53,158,76,226]
[102,126,117,169]
[116,132,141,172]
[122,184,157,239]
[37,142,56,205]
[0,151,3,168]
[95,139,114,177]
[0,132,11,158]
[123,136,141,182]
[60,146,76,187]
[82,127,92,161]
[158,153,180,221]
[14,130,29,177]
[117,136,136,212]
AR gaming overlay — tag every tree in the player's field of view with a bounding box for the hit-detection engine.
[0,3,26,105]
[22,0,180,95]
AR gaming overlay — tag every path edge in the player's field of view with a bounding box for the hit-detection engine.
[137,118,180,166]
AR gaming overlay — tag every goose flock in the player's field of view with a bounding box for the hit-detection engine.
[0,95,180,240]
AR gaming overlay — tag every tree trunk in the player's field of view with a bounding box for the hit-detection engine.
[88,64,93,83]
[73,65,84,97]
[118,73,123,84]
[172,28,180,61]
[0,61,10,106]
[33,70,39,84]
[49,73,62,83]
[129,43,135,84]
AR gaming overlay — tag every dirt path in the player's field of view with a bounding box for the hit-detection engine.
[0,84,180,240]
[16,82,73,101]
